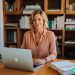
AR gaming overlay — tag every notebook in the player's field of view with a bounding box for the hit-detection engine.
[50,60,75,75]
[0,47,43,72]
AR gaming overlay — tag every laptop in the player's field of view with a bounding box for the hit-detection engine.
[0,47,43,72]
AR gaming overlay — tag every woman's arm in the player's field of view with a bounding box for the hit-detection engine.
[45,32,57,62]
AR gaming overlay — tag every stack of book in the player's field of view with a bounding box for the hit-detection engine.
[50,60,75,75]
[19,16,30,29]
[23,4,41,14]
[48,15,65,29]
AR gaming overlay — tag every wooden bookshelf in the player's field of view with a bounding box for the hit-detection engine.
[3,0,75,58]
[65,0,75,59]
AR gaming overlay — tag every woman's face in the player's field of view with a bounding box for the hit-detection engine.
[33,14,44,30]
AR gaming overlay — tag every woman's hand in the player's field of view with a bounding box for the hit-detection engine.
[33,58,46,65]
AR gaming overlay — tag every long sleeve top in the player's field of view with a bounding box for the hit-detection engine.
[21,30,57,62]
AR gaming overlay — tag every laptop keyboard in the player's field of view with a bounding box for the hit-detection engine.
[33,63,42,68]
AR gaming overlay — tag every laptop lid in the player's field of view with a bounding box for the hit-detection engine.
[0,47,34,71]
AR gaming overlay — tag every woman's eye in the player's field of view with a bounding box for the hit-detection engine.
[38,18,42,21]
[33,19,41,21]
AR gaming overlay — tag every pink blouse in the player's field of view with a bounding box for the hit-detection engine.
[21,30,57,62]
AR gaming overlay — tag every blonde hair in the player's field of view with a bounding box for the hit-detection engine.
[29,10,48,30]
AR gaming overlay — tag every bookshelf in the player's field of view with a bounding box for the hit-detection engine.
[3,0,75,58]
[64,0,75,59]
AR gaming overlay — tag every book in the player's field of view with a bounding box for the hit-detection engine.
[5,23,18,27]
[47,9,60,11]
[50,60,75,75]
[64,41,75,45]
[7,31,16,43]
[25,4,41,10]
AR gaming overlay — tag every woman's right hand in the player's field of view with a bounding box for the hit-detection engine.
[33,58,46,65]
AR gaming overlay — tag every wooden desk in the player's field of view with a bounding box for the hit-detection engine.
[0,59,75,75]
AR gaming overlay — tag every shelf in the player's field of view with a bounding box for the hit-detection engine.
[5,42,17,45]
[4,12,22,15]
[5,27,18,30]
[5,42,17,48]
[20,28,30,30]
[65,29,75,31]
[50,29,63,31]
[66,11,75,15]
[45,11,64,15]
[4,12,31,16]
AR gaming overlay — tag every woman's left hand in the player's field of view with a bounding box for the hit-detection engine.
[33,58,46,65]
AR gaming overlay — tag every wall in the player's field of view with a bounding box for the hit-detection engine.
[0,0,4,47]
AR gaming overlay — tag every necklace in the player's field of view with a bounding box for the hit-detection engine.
[35,33,41,46]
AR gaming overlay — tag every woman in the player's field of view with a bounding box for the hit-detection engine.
[21,10,57,65]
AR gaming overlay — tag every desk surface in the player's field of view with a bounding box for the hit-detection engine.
[0,59,75,75]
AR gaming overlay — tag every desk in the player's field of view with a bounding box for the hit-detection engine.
[0,59,75,75]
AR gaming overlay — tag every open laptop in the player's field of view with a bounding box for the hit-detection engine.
[0,47,43,72]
